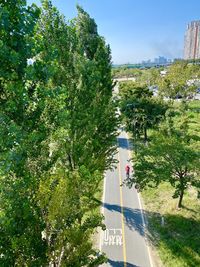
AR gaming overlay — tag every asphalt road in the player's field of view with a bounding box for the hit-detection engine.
[100,130,153,267]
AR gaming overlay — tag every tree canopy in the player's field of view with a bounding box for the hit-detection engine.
[129,104,200,208]
[0,1,118,266]
[158,61,200,99]
[119,81,167,142]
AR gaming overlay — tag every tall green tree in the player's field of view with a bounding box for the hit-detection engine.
[0,0,118,265]
[130,111,200,208]
[120,82,167,142]
[70,5,118,171]
[33,3,117,265]
[36,2,118,171]
[0,1,49,266]
[20,1,117,266]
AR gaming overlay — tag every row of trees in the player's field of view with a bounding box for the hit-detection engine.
[116,60,200,98]
[119,63,200,208]
[112,67,143,79]
[0,1,118,266]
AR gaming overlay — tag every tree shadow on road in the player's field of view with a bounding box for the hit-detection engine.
[107,259,139,267]
[117,137,132,150]
[103,203,145,236]
[103,203,200,266]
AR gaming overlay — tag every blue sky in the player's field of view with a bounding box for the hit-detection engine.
[27,0,200,64]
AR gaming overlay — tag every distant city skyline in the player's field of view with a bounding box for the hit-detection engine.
[141,56,171,64]
[27,0,200,64]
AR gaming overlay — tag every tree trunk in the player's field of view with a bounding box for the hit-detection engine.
[58,247,65,267]
[177,189,184,208]
[68,153,74,171]
[177,173,186,208]
[144,127,148,143]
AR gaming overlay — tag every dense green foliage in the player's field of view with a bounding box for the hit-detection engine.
[112,67,143,78]
[0,1,118,266]
[119,61,200,208]
[119,81,167,142]
[112,66,162,83]
[158,61,200,99]
[131,112,200,207]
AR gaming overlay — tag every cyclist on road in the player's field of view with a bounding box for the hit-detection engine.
[120,164,131,187]
[125,164,130,179]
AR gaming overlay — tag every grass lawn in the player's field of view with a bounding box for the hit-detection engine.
[141,100,200,267]
[142,183,200,267]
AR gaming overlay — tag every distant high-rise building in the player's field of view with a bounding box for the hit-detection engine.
[154,56,167,64]
[184,20,200,60]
